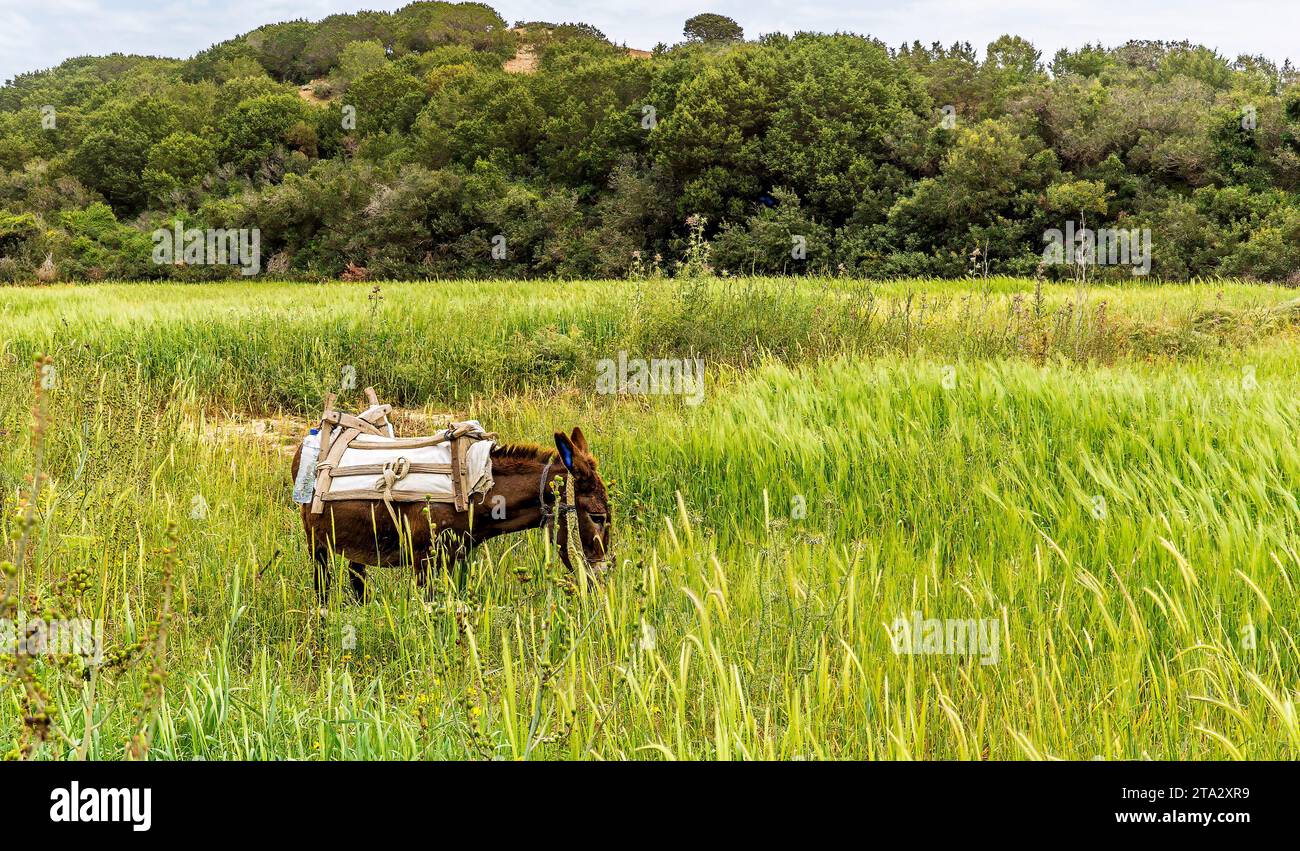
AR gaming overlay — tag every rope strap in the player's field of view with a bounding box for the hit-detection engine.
[372,457,410,527]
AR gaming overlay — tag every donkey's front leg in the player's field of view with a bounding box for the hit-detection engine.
[347,561,371,604]
[414,539,464,605]
[313,547,333,615]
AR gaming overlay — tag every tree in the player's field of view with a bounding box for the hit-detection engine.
[143,132,217,206]
[1046,178,1109,288]
[67,97,177,213]
[760,35,930,224]
[0,210,39,254]
[683,14,743,43]
[219,94,308,173]
[68,129,151,211]
[651,47,778,221]
[337,40,388,86]
[712,187,830,273]
[347,65,426,133]
[985,35,1041,78]
[9,5,1300,282]
[981,35,1044,110]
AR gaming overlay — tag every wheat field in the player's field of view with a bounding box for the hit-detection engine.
[2,277,1298,759]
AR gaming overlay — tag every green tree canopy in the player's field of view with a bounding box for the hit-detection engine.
[683,14,744,43]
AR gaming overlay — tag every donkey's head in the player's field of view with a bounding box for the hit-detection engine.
[553,427,612,576]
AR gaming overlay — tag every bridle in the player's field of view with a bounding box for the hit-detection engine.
[537,457,576,545]
[537,454,610,576]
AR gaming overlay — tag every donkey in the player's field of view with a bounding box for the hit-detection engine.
[292,427,611,605]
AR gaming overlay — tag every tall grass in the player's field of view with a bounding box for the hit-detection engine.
[1,277,1294,411]
[1,277,1298,759]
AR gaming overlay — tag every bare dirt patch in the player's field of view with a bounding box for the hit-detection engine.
[505,27,650,74]
[203,414,310,456]
[297,81,333,106]
[504,44,540,74]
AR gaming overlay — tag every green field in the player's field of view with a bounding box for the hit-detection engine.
[3,277,1299,759]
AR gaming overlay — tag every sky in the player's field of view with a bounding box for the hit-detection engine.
[2,0,1298,85]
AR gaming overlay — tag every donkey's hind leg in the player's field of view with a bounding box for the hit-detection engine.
[347,561,371,604]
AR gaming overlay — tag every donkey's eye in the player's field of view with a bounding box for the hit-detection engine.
[589,513,607,526]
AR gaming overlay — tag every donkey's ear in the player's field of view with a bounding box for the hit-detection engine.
[569,426,589,453]
[554,431,576,472]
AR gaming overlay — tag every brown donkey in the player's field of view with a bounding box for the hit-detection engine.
[291,427,611,605]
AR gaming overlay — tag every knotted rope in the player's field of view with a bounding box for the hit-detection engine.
[373,456,411,527]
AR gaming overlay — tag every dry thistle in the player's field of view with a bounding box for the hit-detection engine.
[126,521,177,760]
[3,356,56,759]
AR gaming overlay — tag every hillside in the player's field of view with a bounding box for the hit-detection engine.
[0,2,1299,282]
